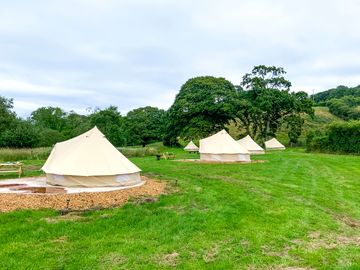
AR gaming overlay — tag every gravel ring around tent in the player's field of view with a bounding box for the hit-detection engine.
[174,159,266,164]
[0,176,166,212]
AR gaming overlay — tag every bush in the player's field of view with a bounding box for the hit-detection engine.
[36,128,65,147]
[306,121,360,154]
[327,121,360,153]
[0,120,39,148]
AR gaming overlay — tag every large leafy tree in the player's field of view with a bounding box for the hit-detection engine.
[62,111,91,138]
[126,106,166,146]
[0,96,16,134]
[89,106,129,146]
[30,106,66,131]
[237,65,313,142]
[164,76,238,145]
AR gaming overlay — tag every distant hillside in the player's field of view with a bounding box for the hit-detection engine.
[313,85,360,103]
[277,107,343,145]
[228,107,342,145]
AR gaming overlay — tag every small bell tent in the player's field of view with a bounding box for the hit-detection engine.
[199,130,250,162]
[184,141,199,152]
[238,135,265,154]
[42,127,142,187]
[264,138,286,150]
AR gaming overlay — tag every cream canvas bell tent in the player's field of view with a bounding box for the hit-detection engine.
[42,127,142,187]
[265,138,286,150]
[238,135,265,154]
[199,129,250,162]
[184,141,199,152]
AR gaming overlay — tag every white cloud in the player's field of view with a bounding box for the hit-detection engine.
[0,0,359,117]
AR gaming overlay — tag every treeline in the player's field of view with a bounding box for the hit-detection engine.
[307,121,360,154]
[165,65,314,146]
[0,101,166,148]
[327,96,360,120]
[0,65,315,148]
[312,85,360,104]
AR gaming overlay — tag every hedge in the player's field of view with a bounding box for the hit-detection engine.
[306,120,360,154]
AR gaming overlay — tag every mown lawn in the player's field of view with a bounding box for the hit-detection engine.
[0,149,359,269]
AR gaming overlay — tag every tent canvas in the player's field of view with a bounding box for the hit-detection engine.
[184,141,199,152]
[237,135,265,154]
[42,127,142,187]
[199,129,250,162]
[265,138,286,150]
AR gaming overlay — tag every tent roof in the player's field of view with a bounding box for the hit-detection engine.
[199,129,249,154]
[184,141,199,151]
[42,126,141,176]
[265,138,286,149]
[238,135,264,152]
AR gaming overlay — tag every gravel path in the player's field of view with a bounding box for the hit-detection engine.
[0,176,166,212]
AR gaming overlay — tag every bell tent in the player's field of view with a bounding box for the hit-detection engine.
[264,138,286,150]
[199,129,250,162]
[184,141,199,152]
[42,126,142,187]
[237,135,265,154]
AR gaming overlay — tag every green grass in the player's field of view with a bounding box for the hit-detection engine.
[0,148,359,269]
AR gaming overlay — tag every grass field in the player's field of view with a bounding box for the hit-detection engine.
[0,148,359,269]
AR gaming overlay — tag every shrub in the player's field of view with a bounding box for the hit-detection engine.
[306,121,360,154]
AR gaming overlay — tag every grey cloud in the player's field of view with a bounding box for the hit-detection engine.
[0,0,359,117]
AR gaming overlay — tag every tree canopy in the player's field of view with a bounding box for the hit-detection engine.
[237,65,314,143]
[126,106,166,147]
[164,76,238,145]
[312,85,360,104]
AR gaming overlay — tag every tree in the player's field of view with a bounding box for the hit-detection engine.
[285,114,304,145]
[30,106,66,131]
[126,106,166,146]
[312,85,360,104]
[89,106,128,146]
[238,65,314,142]
[36,128,65,147]
[62,111,91,139]
[327,96,360,120]
[0,119,39,148]
[0,96,16,134]
[164,76,238,145]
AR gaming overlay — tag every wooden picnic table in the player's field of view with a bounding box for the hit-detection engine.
[0,162,23,178]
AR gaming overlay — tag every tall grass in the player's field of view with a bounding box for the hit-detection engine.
[117,146,158,157]
[0,146,159,162]
[0,148,51,162]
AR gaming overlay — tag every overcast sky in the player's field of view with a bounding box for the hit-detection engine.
[1,0,359,117]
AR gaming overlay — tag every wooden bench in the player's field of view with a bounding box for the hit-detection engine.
[0,162,23,178]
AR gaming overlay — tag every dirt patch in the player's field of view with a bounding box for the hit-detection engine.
[44,212,87,223]
[158,252,179,267]
[335,215,360,228]
[305,232,360,250]
[203,245,219,263]
[175,159,266,165]
[0,176,166,212]
[99,252,127,269]
[51,236,68,243]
